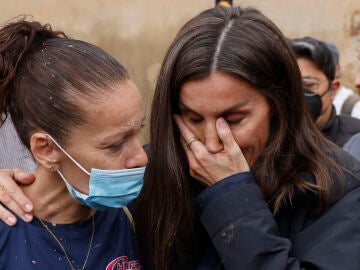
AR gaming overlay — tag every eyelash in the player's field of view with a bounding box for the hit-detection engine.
[109,141,126,153]
[189,118,202,124]
[227,119,243,126]
[108,122,145,153]
[188,118,243,126]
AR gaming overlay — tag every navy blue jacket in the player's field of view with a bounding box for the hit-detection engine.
[195,148,360,269]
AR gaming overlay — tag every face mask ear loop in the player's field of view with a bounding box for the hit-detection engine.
[328,79,333,96]
[320,80,332,97]
[46,134,91,176]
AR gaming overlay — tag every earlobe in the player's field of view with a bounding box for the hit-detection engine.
[30,133,60,171]
[330,79,341,100]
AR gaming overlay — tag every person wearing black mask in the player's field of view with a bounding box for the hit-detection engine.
[291,37,360,147]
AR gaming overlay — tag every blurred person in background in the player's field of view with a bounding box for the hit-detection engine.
[0,114,36,172]
[344,44,360,160]
[291,37,360,149]
[324,41,360,118]
[355,45,360,92]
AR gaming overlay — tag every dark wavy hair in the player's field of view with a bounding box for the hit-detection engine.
[0,18,130,147]
[135,6,341,270]
[290,37,336,82]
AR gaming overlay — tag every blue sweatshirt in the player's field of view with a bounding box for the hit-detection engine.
[0,208,142,269]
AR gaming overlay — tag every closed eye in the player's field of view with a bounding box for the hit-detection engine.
[226,119,243,126]
[108,140,126,153]
[189,118,203,124]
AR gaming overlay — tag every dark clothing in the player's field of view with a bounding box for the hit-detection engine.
[323,106,360,147]
[0,208,142,269]
[195,148,360,269]
[344,133,360,161]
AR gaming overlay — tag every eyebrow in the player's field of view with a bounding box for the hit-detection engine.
[179,101,249,116]
[98,116,145,146]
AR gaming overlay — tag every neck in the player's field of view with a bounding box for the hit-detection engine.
[22,167,95,224]
[317,104,333,130]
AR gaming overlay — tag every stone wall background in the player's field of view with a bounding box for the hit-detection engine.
[1,0,359,142]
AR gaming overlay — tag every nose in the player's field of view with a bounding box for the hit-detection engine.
[125,138,148,169]
[354,71,360,90]
[203,122,224,154]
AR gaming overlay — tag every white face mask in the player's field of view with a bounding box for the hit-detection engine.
[47,134,145,211]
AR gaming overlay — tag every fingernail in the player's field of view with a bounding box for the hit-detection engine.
[24,214,33,222]
[24,203,33,212]
[217,118,226,127]
[7,216,16,225]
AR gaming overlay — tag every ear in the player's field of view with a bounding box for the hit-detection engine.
[30,132,61,171]
[330,79,341,101]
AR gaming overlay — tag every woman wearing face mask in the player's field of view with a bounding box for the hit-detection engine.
[0,19,146,269]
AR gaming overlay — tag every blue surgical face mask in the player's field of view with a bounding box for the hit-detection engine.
[47,135,145,211]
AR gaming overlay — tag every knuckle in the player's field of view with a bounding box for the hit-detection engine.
[12,169,22,174]
[0,207,7,219]
[6,186,16,195]
[1,195,12,205]
[196,150,208,162]
[0,169,12,175]
[189,163,199,172]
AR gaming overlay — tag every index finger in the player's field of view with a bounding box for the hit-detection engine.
[0,169,35,223]
[216,118,240,152]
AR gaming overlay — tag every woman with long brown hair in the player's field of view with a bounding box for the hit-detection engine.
[135,6,360,269]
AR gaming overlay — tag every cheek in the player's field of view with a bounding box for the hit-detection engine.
[231,127,258,149]
[182,120,205,140]
[77,147,124,171]
[191,127,206,143]
[231,120,270,152]
[322,96,332,111]
[95,152,126,170]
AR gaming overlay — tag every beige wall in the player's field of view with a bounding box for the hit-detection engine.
[241,0,360,88]
[1,0,360,142]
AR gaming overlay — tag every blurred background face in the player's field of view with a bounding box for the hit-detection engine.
[355,47,360,91]
[55,80,148,194]
[297,57,333,129]
[355,70,360,90]
[179,72,271,167]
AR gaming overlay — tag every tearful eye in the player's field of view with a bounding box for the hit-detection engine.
[226,119,243,126]
[189,118,203,124]
[108,141,125,153]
